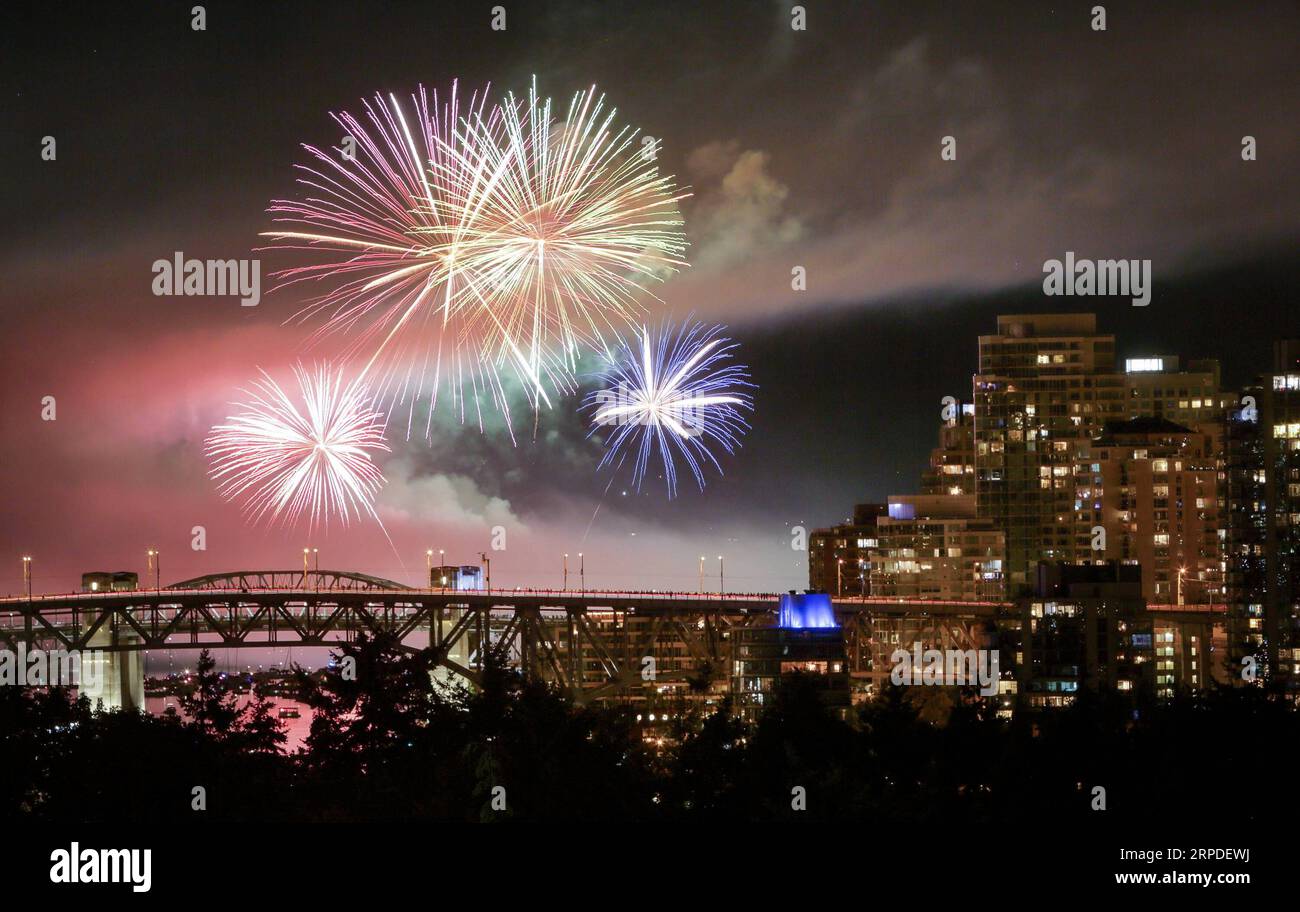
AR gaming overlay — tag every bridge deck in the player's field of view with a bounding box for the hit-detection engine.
[0,585,1010,613]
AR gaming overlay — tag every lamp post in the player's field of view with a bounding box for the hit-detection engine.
[426,549,434,588]
[1177,567,1213,606]
[22,556,31,600]
[303,548,310,580]
[147,549,159,590]
[837,558,843,597]
[698,555,705,594]
[579,552,584,594]
[718,555,724,595]
[478,552,490,592]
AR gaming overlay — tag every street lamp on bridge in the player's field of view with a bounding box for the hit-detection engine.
[563,553,569,591]
[718,555,724,595]
[147,549,159,590]
[302,547,319,586]
[22,556,31,600]
[1177,565,1215,606]
[698,555,705,594]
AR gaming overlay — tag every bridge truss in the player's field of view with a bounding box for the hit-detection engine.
[0,577,1010,703]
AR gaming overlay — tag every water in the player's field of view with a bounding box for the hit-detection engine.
[145,694,314,753]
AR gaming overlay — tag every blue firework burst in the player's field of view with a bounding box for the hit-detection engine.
[585,321,755,497]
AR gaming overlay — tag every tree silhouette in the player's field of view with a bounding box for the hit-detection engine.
[178,648,240,738]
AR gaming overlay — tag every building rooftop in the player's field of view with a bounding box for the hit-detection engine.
[991,313,1099,338]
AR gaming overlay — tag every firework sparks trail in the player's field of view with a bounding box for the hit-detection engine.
[585,321,754,498]
[205,364,391,531]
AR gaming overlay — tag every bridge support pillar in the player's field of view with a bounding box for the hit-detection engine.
[81,625,144,712]
[430,607,472,689]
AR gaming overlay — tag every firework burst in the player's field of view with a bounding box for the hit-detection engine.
[261,82,512,436]
[206,364,390,530]
[586,321,754,498]
[261,79,689,436]
[452,78,691,401]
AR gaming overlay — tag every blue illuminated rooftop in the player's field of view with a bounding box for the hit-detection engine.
[778,592,838,629]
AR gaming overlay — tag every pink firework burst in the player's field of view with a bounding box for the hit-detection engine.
[205,363,390,530]
[261,82,513,437]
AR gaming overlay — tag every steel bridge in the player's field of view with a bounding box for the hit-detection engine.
[0,570,1008,708]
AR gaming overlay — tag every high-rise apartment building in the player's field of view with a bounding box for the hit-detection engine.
[1072,417,1222,605]
[1225,341,1300,688]
[1223,389,1268,673]
[973,314,1125,591]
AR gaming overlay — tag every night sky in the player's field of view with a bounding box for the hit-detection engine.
[2,1,1297,596]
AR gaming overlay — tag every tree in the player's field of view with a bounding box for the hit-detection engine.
[178,649,240,738]
[236,689,288,756]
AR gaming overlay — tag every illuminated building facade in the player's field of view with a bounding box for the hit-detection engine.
[731,594,849,720]
[921,401,977,496]
[1122,355,1235,451]
[1224,341,1300,688]
[1265,344,1300,687]
[1216,345,1300,691]
[1148,606,1230,697]
[865,495,1006,601]
[973,314,1126,592]
[807,503,887,595]
[431,564,484,591]
[1018,562,1154,708]
[1072,417,1222,605]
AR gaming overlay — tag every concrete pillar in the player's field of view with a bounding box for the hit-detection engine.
[430,607,472,689]
[81,625,144,712]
